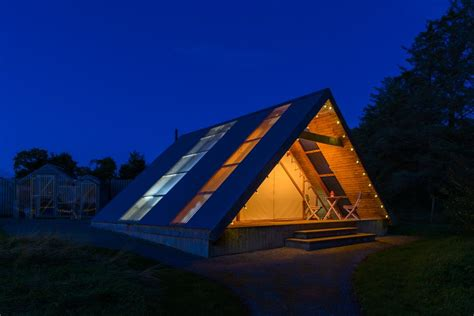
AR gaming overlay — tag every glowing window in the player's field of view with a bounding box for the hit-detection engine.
[120,121,235,221]
[172,103,290,224]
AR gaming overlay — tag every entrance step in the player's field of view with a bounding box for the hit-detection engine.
[293,227,358,239]
[285,233,376,251]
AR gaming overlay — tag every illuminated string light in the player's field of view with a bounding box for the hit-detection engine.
[362,172,366,176]
[336,120,340,124]
[342,134,346,138]
[356,160,360,164]
[368,183,372,187]
[380,205,384,208]
[374,194,378,198]
[350,148,354,151]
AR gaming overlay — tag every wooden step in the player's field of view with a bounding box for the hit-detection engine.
[293,227,358,239]
[285,233,376,251]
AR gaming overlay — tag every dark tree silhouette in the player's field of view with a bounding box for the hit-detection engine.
[90,157,117,181]
[13,148,49,178]
[353,0,474,225]
[119,151,146,179]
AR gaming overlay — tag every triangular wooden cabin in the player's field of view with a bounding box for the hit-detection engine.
[93,89,391,257]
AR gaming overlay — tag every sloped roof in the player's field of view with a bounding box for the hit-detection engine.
[17,163,73,182]
[93,88,389,240]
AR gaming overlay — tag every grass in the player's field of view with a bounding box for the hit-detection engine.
[0,233,247,315]
[354,231,474,316]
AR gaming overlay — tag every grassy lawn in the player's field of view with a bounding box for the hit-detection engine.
[354,230,474,316]
[0,233,247,315]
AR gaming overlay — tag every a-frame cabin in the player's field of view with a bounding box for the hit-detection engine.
[93,89,391,257]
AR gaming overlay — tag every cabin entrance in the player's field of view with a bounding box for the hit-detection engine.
[235,137,355,224]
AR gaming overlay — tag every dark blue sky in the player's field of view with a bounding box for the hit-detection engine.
[0,0,448,176]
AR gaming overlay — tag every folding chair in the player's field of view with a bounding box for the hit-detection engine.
[305,194,322,220]
[343,192,361,219]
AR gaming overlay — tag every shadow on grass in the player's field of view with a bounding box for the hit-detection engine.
[354,228,474,316]
[0,232,248,315]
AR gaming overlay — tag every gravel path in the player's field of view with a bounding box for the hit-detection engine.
[0,219,415,315]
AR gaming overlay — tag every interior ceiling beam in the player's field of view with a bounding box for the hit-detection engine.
[299,131,343,147]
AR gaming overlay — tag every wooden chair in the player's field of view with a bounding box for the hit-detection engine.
[343,192,361,219]
[305,194,322,220]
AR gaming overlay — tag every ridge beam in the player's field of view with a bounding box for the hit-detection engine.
[299,131,343,147]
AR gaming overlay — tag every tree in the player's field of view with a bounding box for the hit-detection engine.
[119,151,146,179]
[90,157,117,181]
[353,0,474,223]
[13,148,49,178]
[49,152,78,176]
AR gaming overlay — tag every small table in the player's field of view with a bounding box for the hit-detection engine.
[324,196,345,220]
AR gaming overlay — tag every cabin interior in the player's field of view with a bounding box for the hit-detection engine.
[232,101,386,226]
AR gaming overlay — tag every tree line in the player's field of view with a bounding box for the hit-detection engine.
[13,148,146,181]
[353,0,473,229]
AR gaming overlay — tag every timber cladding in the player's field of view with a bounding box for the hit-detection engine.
[308,100,387,219]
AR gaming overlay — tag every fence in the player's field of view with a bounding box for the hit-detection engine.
[0,178,15,217]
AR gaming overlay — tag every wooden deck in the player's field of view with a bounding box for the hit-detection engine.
[229,219,359,229]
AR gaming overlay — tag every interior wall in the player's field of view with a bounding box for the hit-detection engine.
[238,152,317,221]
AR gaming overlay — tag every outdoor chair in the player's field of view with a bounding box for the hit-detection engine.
[343,192,361,219]
[305,194,322,220]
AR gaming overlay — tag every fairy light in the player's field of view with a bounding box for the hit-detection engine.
[368,183,372,187]
[350,148,354,151]
[380,205,384,208]
[356,160,360,164]
[336,120,340,124]
[374,194,378,198]
[362,172,366,176]
[342,134,346,138]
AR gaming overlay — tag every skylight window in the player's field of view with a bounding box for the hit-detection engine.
[172,104,290,224]
[120,121,235,221]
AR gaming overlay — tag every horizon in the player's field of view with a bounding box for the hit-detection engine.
[0,0,449,176]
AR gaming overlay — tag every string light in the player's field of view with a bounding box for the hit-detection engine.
[374,194,378,198]
[342,134,346,138]
[350,148,354,151]
[385,214,389,219]
[244,205,248,209]
[368,183,372,187]
[329,106,333,110]
[316,115,319,118]
[356,160,360,164]
[362,172,366,176]
[380,205,384,208]
[336,120,340,124]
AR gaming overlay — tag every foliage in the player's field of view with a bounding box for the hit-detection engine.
[90,157,117,181]
[48,152,78,176]
[13,149,78,178]
[13,148,49,178]
[0,235,247,315]
[353,236,474,316]
[119,151,146,179]
[445,157,474,231]
[353,0,474,224]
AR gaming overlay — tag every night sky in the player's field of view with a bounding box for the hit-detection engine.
[0,0,448,176]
